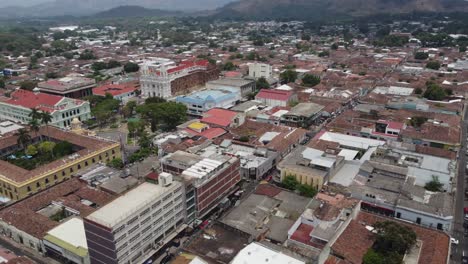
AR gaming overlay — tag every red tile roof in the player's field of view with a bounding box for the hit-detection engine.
[3,89,65,113]
[0,178,114,238]
[167,60,209,74]
[255,89,294,101]
[201,108,238,127]
[92,83,137,97]
[254,184,282,197]
[331,211,450,264]
[290,224,326,249]
[185,127,227,140]
[377,120,405,130]
[146,172,159,180]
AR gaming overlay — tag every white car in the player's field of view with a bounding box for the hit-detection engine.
[450,237,459,245]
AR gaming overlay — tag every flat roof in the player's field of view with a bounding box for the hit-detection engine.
[44,217,87,257]
[86,182,180,228]
[286,103,324,117]
[319,132,385,150]
[232,242,304,264]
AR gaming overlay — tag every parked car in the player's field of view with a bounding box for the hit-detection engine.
[450,237,459,245]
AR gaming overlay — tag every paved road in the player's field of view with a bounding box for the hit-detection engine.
[452,105,468,263]
[0,236,60,264]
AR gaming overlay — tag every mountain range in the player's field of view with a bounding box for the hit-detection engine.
[0,0,467,19]
[0,0,234,18]
[214,0,468,20]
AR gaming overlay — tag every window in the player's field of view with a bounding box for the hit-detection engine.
[113,225,126,235]
[36,182,40,188]
[128,225,140,235]
[45,178,49,184]
[129,234,140,244]
[152,200,161,209]
[78,164,81,169]
[416,217,421,224]
[127,216,138,226]
[27,186,31,192]
[140,208,150,217]
[115,234,127,243]
[54,175,58,180]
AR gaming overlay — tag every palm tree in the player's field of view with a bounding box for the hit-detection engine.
[40,111,53,140]
[28,118,40,142]
[14,128,31,150]
[28,108,41,120]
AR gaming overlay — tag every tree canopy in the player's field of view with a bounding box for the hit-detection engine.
[280,69,298,84]
[302,74,321,87]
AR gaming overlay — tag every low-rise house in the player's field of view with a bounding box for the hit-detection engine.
[92,83,137,103]
[278,146,345,189]
[255,89,297,107]
[176,87,241,116]
[281,102,324,127]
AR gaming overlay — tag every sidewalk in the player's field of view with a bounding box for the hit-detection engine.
[0,236,61,264]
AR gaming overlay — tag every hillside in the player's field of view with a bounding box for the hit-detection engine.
[213,0,468,20]
[94,6,182,18]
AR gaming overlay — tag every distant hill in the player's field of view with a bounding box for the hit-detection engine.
[94,6,182,18]
[0,0,235,18]
[212,0,468,20]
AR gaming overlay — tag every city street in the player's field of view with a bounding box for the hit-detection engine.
[452,105,468,264]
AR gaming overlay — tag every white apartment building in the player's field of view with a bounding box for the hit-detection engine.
[84,175,186,264]
[248,62,273,79]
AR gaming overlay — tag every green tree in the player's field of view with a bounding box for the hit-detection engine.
[38,141,56,154]
[28,118,40,140]
[423,83,446,100]
[331,43,339,50]
[282,175,299,190]
[14,128,31,149]
[408,116,427,128]
[25,145,38,156]
[107,158,124,169]
[426,60,441,70]
[302,74,321,87]
[297,184,317,197]
[414,52,429,60]
[222,61,236,71]
[40,111,53,141]
[373,221,417,255]
[124,62,139,72]
[280,69,298,84]
[256,77,270,89]
[363,249,384,264]
[414,87,423,95]
[425,176,444,192]
[301,34,311,41]
[20,80,37,91]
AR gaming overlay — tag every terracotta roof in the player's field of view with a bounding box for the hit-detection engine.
[92,83,137,97]
[255,89,294,101]
[0,178,114,238]
[3,89,67,113]
[201,108,238,127]
[0,126,117,183]
[331,211,450,264]
[254,184,282,197]
[146,172,159,180]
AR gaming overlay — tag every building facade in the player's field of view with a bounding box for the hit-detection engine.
[0,89,91,128]
[175,87,241,116]
[84,179,186,264]
[0,126,121,201]
[37,76,96,98]
[140,59,219,98]
[248,63,273,79]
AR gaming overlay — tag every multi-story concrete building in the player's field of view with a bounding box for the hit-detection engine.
[140,59,219,98]
[37,75,96,98]
[84,177,185,264]
[0,89,91,128]
[248,63,273,79]
[161,151,241,222]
